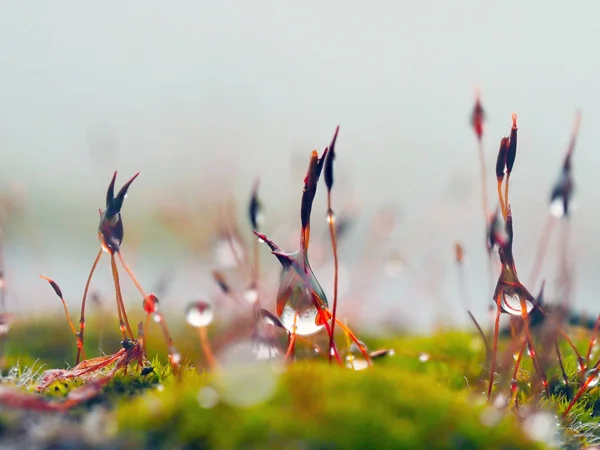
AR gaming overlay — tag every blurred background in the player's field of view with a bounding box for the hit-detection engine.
[0,1,598,333]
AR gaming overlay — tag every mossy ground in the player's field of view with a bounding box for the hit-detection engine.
[0,315,597,449]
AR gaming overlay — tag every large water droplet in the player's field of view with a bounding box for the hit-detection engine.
[501,293,534,316]
[276,259,329,336]
[186,299,214,328]
[418,353,430,363]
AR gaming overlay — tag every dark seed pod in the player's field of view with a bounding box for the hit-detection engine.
[496,137,510,180]
[324,126,339,192]
[41,276,64,300]
[506,114,518,173]
[248,179,262,231]
[212,270,230,294]
[300,150,327,232]
[99,171,139,253]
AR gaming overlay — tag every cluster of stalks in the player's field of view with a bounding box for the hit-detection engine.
[466,95,600,418]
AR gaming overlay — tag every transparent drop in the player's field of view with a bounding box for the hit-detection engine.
[501,293,534,316]
[345,354,369,371]
[197,386,219,409]
[243,288,258,304]
[276,257,329,336]
[586,369,599,388]
[549,197,566,218]
[418,353,430,363]
[152,313,162,323]
[186,299,214,328]
[327,211,335,224]
[143,294,159,314]
[170,350,181,365]
[384,251,404,278]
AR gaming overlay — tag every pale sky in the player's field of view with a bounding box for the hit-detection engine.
[0,1,599,330]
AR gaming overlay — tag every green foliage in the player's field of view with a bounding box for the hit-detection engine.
[2,317,599,448]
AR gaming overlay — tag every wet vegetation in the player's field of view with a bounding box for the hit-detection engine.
[0,96,597,448]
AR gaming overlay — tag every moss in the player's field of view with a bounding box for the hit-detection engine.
[0,317,598,448]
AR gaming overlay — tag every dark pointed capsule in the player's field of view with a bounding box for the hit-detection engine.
[495,137,509,180]
[99,171,139,253]
[324,126,339,192]
[259,308,285,329]
[471,96,485,141]
[41,276,64,300]
[506,114,518,173]
[211,270,230,294]
[370,348,395,359]
[300,150,327,232]
[248,179,262,231]
[550,168,573,218]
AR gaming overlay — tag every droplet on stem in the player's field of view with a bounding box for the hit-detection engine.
[186,299,214,328]
[143,294,159,314]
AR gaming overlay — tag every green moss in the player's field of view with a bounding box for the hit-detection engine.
[1,317,598,448]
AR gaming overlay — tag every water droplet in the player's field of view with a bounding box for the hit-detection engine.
[197,386,219,409]
[586,369,599,388]
[156,384,165,392]
[345,354,369,371]
[152,313,162,323]
[277,262,329,336]
[418,353,430,363]
[243,288,258,303]
[384,251,404,278]
[170,351,181,365]
[326,211,335,224]
[549,197,566,218]
[143,294,159,314]
[214,341,283,407]
[186,299,214,328]
[501,293,534,316]
[523,411,559,446]
[510,379,518,393]
[493,394,508,409]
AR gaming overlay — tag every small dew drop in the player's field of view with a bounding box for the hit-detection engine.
[384,250,404,278]
[586,369,599,388]
[243,288,258,304]
[170,351,181,365]
[549,197,566,218]
[186,299,214,328]
[197,386,219,409]
[418,353,430,363]
[327,211,335,224]
[345,355,369,371]
[143,294,159,314]
[152,313,162,323]
[156,384,165,392]
[257,236,265,244]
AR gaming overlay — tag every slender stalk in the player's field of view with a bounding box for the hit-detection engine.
[77,249,102,364]
[111,253,134,340]
[327,194,339,364]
